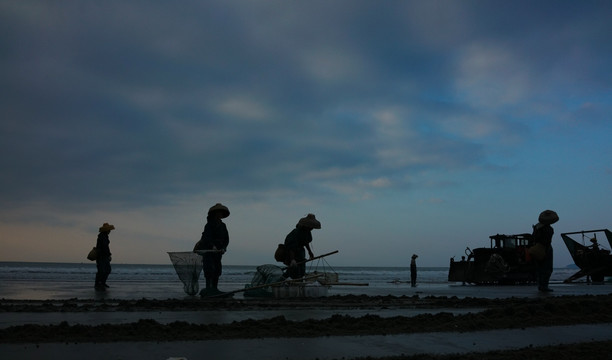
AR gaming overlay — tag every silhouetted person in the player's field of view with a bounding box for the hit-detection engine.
[589,237,600,251]
[410,254,418,287]
[95,222,115,291]
[461,256,466,285]
[284,214,321,279]
[532,210,558,293]
[194,203,230,296]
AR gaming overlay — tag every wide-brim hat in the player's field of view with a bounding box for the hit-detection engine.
[99,222,115,232]
[208,203,230,218]
[297,213,321,229]
[538,210,559,225]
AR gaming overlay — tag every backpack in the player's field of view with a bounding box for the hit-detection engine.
[274,244,290,265]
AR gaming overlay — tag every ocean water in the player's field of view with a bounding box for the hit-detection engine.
[0,261,580,287]
[1,260,608,301]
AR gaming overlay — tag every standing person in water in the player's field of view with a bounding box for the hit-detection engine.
[532,209,559,293]
[194,203,230,297]
[410,254,418,287]
[284,213,321,279]
[95,222,115,291]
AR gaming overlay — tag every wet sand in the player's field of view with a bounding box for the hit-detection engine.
[1,324,612,360]
[2,277,611,301]
[1,281,612,359]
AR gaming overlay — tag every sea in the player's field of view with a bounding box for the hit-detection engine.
[0,262,456,285]
[0,261,591,301]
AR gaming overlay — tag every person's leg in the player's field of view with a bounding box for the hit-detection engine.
[205,255,221,293]
[95,258,110,290]
[101,260,111,286]
[201,253,225,296]
[297,262,306,278]
[201,254,214,296]
[536,262,545,290]
[285,266,298,279]
[95,262,103,289]
[537,250,553,292]
[542,247,553,291]
[214,256,223,290]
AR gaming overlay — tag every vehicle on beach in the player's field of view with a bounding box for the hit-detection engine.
[448,233,536,285]
[561,229,612,283]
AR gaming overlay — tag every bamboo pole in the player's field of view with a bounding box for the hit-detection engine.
[194,249,224,254]
[323,282,369,286]
[282,250,339,269]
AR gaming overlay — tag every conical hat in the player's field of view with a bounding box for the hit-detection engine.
[99,223,115,232]
[208,203,230,218]
[538,210,559,225]
[297,213,321,229]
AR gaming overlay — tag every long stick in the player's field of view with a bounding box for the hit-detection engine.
[324,282,369,286]
[194,249,224,254]
[304,250,339,263]
[282,250,339,269]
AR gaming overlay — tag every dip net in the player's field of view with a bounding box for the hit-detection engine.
[251,264,285,286]
[168,252,202,295]
[244,264,285,297]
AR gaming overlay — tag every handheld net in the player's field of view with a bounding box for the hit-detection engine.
[168,251,203,295]
[244,264,285,297]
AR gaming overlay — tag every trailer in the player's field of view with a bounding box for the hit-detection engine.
[562,229,612,283]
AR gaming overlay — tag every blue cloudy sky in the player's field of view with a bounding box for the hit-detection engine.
[1,1,611,268]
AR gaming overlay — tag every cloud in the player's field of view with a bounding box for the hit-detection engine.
[453,42,532,109]
[2,1,612,267]
[215,96,274,121]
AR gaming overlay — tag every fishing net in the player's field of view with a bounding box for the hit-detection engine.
[251,264,285,286]
[244,264,285,297]
[168,251,203,295]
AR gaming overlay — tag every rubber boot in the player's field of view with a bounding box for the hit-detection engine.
[200,278,212,297]
[211,277,222,295]
[211,277,233,298]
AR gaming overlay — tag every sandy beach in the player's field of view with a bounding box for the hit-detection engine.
[1,279,612,359]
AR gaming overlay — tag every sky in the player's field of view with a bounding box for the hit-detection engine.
[1,1,611,268]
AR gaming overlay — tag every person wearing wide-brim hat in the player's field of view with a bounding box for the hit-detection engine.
[95,222,115,291]
[283,214,321,279]
[194,203,231,297]
[531,210,558,293]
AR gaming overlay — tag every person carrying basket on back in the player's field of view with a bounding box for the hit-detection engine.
[532,209,559,293]
[283,213,321,279]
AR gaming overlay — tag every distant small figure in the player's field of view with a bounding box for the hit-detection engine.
[460,256,466,285]
[95,222,115,291]
[284,214,321,279]
[532,209,559,293]
[587,236,600,284]
[589,237,600,251]
[194,203,230,297]
[410,254,418,287]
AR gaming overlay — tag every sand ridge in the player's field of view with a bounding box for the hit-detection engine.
[1,294,611,343]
